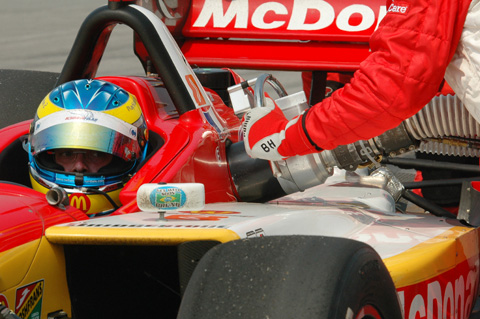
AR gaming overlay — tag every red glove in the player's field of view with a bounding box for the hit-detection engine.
[242,98,322,161]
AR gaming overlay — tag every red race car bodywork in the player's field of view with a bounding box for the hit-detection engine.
[181,0,383,71]
[1,1,480,319]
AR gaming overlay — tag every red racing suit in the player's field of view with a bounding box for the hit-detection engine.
[281,0,472,154]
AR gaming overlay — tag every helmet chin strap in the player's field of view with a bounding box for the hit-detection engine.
[75,173,84,187]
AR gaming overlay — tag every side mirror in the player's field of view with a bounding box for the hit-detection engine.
[136,183,205,212]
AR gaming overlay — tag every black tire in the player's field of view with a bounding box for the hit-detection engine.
[178,236,402,319]
[0,69,59,128]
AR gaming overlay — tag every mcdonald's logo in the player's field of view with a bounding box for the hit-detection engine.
[69,193,91,213]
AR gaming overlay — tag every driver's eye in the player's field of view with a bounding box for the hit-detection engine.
[54,150,81,164]
[90,151,101,158]
[58,151,75,159]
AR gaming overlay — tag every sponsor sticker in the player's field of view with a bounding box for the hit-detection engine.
[191,0,387,35]
[246,228,265,238]
[15,280,44,319]
[70,193,91,213]
[64,110,98,122]
[398,259,478,319]
[150,186,186,210]
[185,74,208,107]
[387,1,410,14]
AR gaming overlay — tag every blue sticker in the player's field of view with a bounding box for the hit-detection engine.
[203,110,222,133]
[149,186,186,210]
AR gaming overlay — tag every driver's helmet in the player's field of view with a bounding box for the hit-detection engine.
[27,79,148,217]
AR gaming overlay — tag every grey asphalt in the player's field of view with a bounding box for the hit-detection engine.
[0,0,139,75]
[0,0,302,127]
[0,0,301,87]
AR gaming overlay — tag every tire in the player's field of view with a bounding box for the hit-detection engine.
[178,236,402,319]
[0,69,59,128]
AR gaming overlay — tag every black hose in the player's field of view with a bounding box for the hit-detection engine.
[403,177,480,189]
[84,187,120,210]
[402,190,457,219]
[382,157,480,173]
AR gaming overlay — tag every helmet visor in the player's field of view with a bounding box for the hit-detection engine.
[30,110,143,162]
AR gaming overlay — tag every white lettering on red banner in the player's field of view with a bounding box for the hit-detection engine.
[387,2,410,14]
[192,0,386,33]
[398,260,479,319]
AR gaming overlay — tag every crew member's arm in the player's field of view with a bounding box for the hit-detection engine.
[243,0,470,161]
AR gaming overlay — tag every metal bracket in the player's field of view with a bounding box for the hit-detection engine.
[458,181,480,226]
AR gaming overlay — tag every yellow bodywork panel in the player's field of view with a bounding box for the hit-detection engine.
[0,238,71,319]
[46,226,240,245]
[0,240,40,292]
[384,226,480,289]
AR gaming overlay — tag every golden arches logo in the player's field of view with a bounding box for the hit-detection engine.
[70,193,91,213]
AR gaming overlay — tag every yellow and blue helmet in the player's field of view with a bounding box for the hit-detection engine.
[27,79,148,216]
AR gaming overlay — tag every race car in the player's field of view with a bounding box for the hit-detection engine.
[1,0,480,319]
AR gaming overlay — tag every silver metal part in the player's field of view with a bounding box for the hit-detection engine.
[275,91,309,120]
[272,94,480,197]
[253,73,288,107]
[405,94,480,157]
[46,187,69,210]
[272,153,334,194]
[369,167,405,202]
[458,181,480,226]
[228,78,257,115]
[228,74,289,116]
[235,74,480,204]
[405,94,480,140]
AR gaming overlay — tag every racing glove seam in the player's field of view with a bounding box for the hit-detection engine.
[301,108,323,152]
